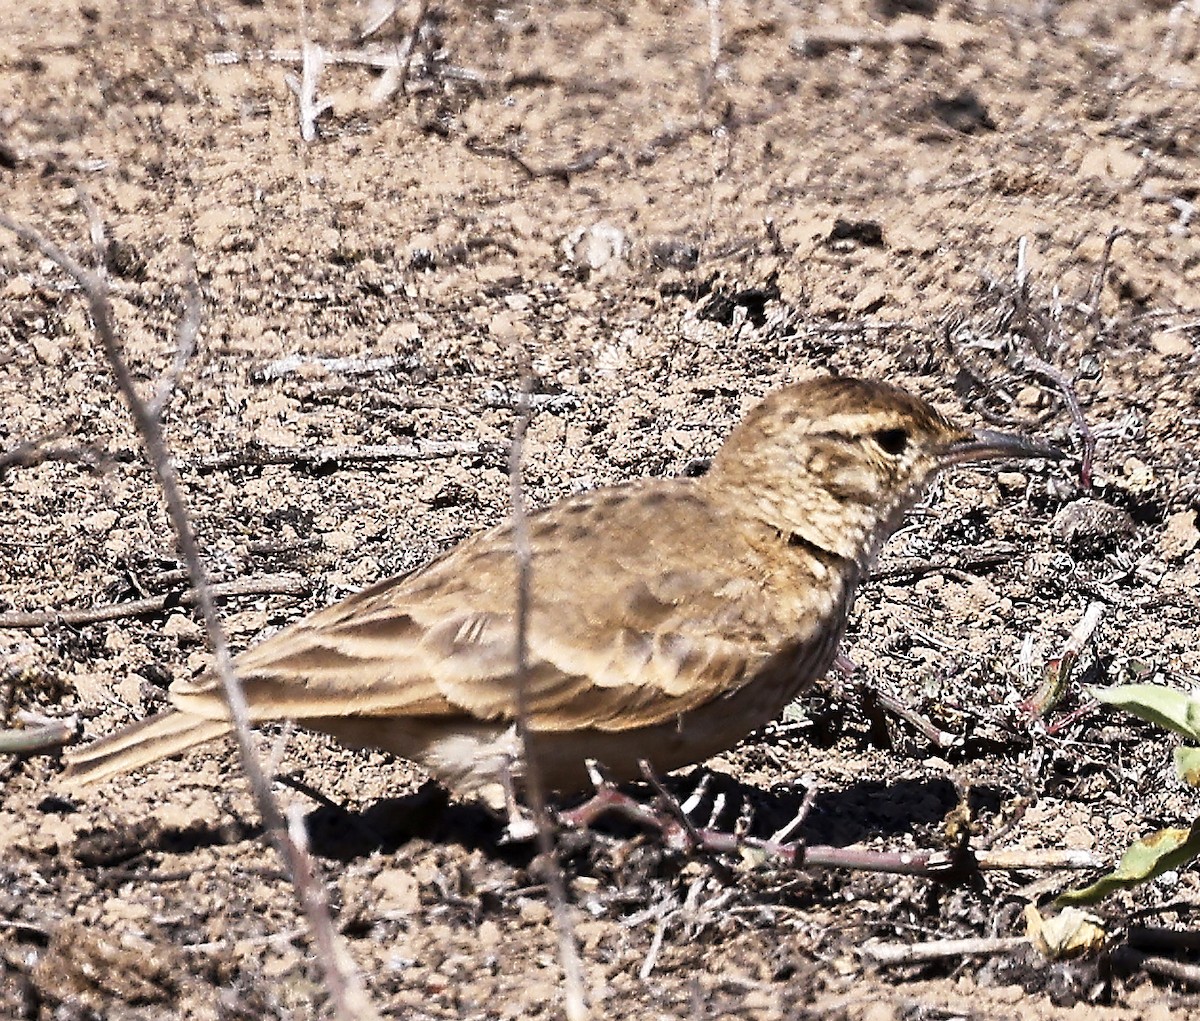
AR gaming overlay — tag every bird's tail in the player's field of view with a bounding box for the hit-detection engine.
[60,710,232,787]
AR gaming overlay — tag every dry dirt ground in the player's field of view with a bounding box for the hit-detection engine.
[2,1,1200,1018]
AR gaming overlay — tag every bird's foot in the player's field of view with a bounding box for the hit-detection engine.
[557,760,800,858]
[556,759,668,835]
[495,762,543,843]
[500,810,540,844]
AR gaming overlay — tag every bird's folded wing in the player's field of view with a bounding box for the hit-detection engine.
[169,574,766,734]
[170,492,787,734]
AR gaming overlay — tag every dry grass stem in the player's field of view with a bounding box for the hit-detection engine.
[193,439,489,472]
[0,712,79,755]
[285,0,332,143]
[0,574,310,630]
[149,257,202,418]
[253,352,423,382]
[861,936,1030,966]
[507,371,590,1021]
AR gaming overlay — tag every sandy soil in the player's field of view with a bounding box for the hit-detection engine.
[2,1,1200,1018]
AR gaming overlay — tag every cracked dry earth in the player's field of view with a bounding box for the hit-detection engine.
[2,1,1200,1018]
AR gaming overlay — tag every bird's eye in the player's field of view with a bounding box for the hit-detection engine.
[873,428,909,456]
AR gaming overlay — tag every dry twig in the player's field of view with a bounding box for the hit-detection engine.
[0,435,112,477]
[149,256,202,418]
[0,712,79,755]
[861,935,1029,966]
[193,439,489,473]
[508,371,590,1021]
[0,574,310,630]
[562,773,1102,878]
[252,352,423,382]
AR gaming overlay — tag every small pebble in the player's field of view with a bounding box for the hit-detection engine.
[1052,498,1136,555]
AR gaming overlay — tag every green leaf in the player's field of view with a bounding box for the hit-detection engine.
[1090,684,1200,742]
[1175,746,1200,788]
[1058,820,1200,906]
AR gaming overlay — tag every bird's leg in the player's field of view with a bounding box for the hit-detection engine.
[557,760,719,854]
[637,760,706,851]
[768,782,820,844]
[497,761,540,844]
[556,759,667,833]
[558,760,819,867]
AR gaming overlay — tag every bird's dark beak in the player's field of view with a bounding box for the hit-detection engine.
[943,428,1065,465]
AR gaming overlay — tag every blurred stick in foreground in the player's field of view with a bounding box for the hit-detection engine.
[0,202,380,1021]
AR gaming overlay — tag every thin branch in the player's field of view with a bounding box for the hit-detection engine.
[508,371,589,1021]
[0,435,113,477]
[1086,226,1126,337]
[0,712,79,755]
[861,936,1029,966]
[285,0,333,143]
[252,352,423,382]
[0,205,380,1021]
[1020,351,1096,490]
[709,834,1102,876]
[768,784,820,845]
[1113,947,1200,987]
[193,439,490,473]
[563,779,1103,877]
[0,574,310,630]
[149,255,202,419]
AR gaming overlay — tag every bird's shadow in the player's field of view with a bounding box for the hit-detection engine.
[299,770,1004,863]
[65,771,1004,869]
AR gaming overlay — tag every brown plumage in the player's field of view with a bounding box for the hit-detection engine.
[62,376,1059,806]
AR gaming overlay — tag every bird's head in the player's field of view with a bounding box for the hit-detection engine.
[705,376,1061,567]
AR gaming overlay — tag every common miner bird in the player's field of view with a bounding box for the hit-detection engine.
[63,377,1060,807]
